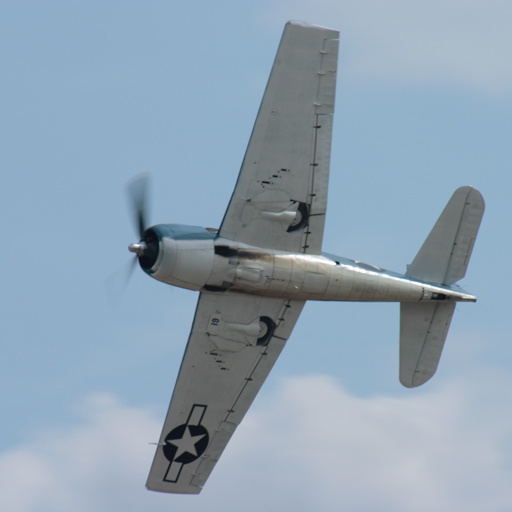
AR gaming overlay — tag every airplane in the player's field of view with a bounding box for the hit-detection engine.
[125,21,485,494]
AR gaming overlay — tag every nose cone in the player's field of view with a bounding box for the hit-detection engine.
[128,229,160,270]
[128,242,148,256]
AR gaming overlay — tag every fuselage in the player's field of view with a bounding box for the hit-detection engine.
[139,224,476,304]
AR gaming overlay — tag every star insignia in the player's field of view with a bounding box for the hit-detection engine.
[166,426,206,460]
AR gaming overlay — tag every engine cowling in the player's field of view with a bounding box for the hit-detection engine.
[137,224,216,291]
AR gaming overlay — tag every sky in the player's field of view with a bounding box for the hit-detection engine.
[1,0,512,510]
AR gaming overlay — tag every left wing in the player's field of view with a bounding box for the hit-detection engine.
[146,292,305,494]
[219,21,339,254]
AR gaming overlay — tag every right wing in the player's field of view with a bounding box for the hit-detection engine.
[219,21,339,255]
[146,291,305,494]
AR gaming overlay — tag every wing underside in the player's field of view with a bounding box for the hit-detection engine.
[146,292,305,494]
[219,21,339,254]
[147,21,338,494]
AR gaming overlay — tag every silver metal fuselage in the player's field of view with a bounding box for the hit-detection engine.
[142,224,475,304]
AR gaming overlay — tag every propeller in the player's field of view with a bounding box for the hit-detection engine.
[125,172,159,268]
[105,255,139,307]
[126,172,150,239]
[106,173,153,307]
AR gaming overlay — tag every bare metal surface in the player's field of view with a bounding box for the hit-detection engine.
[139,22,484,495]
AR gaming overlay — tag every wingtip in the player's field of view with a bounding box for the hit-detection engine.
[400,371,435,389]
[455,185,485,209]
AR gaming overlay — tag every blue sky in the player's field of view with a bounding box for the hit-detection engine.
[2,1,512,510]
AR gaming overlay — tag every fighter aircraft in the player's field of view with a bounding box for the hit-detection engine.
[125,21,484,494]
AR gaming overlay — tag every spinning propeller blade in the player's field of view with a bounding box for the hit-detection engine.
[126,173,150,239]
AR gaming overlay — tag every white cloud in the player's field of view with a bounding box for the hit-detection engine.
[0,394,162,512]
[223,374,512,511]
[266,0,512,93]
[2,376,512,511]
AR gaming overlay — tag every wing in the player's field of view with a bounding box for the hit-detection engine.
[146,292,305,494]
[219,21,339,254]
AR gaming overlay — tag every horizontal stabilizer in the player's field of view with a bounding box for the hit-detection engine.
[399,301,456,387]
[406,187,484,285]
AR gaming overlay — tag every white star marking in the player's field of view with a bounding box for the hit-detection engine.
[167,427,206,459]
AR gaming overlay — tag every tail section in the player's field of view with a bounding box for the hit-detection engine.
[399,187,484,388]
[406,186,484,285]
[400,302,455,387]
